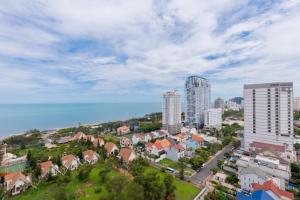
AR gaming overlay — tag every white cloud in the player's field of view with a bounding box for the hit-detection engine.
[0,0,299,103]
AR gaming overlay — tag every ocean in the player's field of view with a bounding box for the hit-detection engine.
[0,103,161,137]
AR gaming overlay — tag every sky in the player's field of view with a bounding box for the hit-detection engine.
[0,0,300,104]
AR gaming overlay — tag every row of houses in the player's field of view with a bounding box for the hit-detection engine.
[3,132,137,196]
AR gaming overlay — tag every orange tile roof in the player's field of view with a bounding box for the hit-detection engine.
[192,134,204,142]
[4,172,30,191]
[119,148,135,162]
[252,180,294,200]
[161,139,171,148]
[117,126,129,131]
[62,155,77,168]
[104,142,117,153]
[40,161,54,177]
[173,144,185,152]
[154,140,163,150]
[83,150,97,162]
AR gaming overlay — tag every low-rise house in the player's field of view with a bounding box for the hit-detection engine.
[86,135,96,143]
[146,142,165,157]
[93,137,105,147]
[161,139,172,149]
[40,161,60,178]
[62,155,80,170]
[73,132,87,141]
[237,155,290,191]
[172,133,187,143]
[117,125,130,135]
[132,133,145,144]
[57,136,74,144]
[213,172,228,183]
[165,144,185,161]
[237,190,276,200]
[104,142,119,155]
[184,138,201,150]
[83,150,99,165]
[120,137,133,148]
[119,148,137,163]
[4,172,31,195]
[191,134,204,147]
[145,132,155,142]
[157,130,169,138]
[252,180,294,200]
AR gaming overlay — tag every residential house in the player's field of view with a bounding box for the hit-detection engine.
[119,148,137,163]
[237,190,276,200]
[161,139,172,149]
[145,132,155,142]
[252,180,294,200]
[237,155,291,191]
[145,142,165,157]
[157,130,169,138]
[4,172,31,195]
[185,138,201,150]
[166,144,185,161]
[191,134,204,147]
[117,125,130,135]
[132,133,144,144]
[120,136,133,148]
[73,132,87,141]
[104,142,119,155]
[61,155,80,170]
[57,136,74,144]
[86,135,96,143]
[40,161,60,178]
[172,133,187,143]
[83,150,99,165]
[93,137,105,147]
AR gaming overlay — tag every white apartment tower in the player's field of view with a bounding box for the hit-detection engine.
[185,76,211,128]
[244,82,294,152]
[162,91,181,134]
[294,97,300,111]
[205,108,222,129]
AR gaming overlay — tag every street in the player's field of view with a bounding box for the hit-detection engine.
[189,144,232,186]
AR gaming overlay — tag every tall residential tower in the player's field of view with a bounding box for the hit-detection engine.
[185,76,211,128]
[243,82,294,153]
[162,90,181,134]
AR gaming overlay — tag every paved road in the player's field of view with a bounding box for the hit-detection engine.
[189,144,232,186]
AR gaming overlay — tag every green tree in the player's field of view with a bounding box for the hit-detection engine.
[134,172,165,200]
[121,181,144,200]
[78,165,92,182]
[164,174,176,200]
[225,173,238,185]
[178,158,185,180]
[106,176,129,200]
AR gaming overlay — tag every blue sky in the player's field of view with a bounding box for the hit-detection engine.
[0,0,300,103]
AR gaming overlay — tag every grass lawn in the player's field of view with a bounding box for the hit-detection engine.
[12,162,122,200]
[145,167,200,200]
[159,158,195,176]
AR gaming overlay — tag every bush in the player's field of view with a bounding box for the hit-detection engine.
[95,187,102,193]
[78,165,92,182]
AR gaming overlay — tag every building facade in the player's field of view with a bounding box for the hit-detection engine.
[214,97,224,113]
[204,108,222,129]
[162,90,181,134]
[294,97,300,111]
[243,82,294,152]
[185,76,211,128]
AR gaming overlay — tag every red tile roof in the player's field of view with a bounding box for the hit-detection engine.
[62,155,78,168]
[40,161,54,177]
[4,172,30,191]
[251,141,285,153]
[104,142,118,153]
[119,148,136,162]
[154,140,163,150]
[192,134,204,142]
[173,144,185,152]
[252,180,294,200]
[83,150,98,162]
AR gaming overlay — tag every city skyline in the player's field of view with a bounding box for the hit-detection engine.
[0,0,300,103]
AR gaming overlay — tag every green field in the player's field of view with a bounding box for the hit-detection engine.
[11,162,199,200]
[159,158,195,176]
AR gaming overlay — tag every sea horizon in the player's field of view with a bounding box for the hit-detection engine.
[0,102,162,137]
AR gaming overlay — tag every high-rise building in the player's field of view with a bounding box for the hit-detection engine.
[184,76,211,127]
[162,90,181,134]
[294,97,300,111]
[214,97,224,113]
[243,82,294,153]
[205,108,222,129]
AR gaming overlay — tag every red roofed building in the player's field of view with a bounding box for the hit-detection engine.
[104,142,119,156]
[61,155,80,170]
[165,144,185,161]
[73,132,87,141]
[83,150,99,165]
[119,148,137,163]
[252,180,294,200]
[191,134,204,147]
[40,161,60,178]
[117,126,130,135]
[146,141,165,157]
[4,172,31,195]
